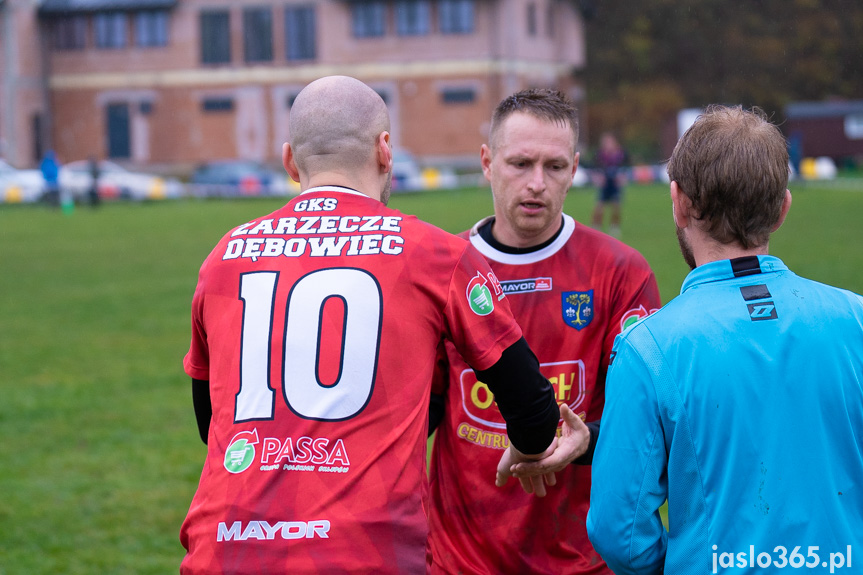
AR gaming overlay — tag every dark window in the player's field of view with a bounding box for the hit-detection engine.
[438,0,474,34]
[200,10,231,64]
[395,0,430,35]
[527,2,537,36]
[441,88,475,104]
[285,5,316,60]
[351,1,385,38]
[140,101,153,115]
[135,10,169,47]
[107,104,131,159]
[203,98,235,112]
[52,17,87,50]
[243,7,273,62]
[95,12,128,48]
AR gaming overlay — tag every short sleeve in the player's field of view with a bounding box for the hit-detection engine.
[443,245,522,372]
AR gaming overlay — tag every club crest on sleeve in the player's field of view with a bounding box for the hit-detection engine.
[562,290,594,330]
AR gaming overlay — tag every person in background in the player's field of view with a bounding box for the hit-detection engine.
[587,105,863,574]
[180,75,561,575]
[87,156,100,207]
[428,88,661,575]
[40,150,60,207]
[590,132,628,238]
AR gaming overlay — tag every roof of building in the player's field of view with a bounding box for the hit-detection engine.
[785,100,863,119]
[39,0,177,15]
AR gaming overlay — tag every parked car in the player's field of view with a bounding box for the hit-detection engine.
[0,159,46,203]
[391,150,458,191]
[60,160,183,201]
[190,160,296,197]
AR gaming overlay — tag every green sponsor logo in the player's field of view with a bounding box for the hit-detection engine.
[468,283,494,316]
[224,431,258,474]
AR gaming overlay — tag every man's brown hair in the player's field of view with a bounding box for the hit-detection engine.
[667,105,789,249]
[489,88,579,152]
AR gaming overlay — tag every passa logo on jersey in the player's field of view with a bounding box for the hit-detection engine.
[456,360,586,448]
[499,277,552,295]
[223,428,351,474]
[466,271,505,316]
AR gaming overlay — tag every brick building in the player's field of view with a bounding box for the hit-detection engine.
[0,0,587,173]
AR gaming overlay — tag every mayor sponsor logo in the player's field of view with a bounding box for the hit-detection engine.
[500,277,553,294]
[217,519,331,541]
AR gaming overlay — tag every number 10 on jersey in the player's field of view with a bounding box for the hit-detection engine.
[234,268,383,423]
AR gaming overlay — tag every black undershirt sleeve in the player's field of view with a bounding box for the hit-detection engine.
[473,337,559,455]
[428,393,445,437]
[192,378,212,445]
[572,420,600,465]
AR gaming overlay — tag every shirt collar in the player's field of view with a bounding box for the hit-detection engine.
[681,255,789,294]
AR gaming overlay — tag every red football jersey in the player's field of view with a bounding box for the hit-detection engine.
[428,214,661,575]
[181,188,523,574]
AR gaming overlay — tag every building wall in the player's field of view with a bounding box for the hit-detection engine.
[2,0,50,167]
[35,0,585,172]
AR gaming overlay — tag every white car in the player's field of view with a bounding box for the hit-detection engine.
[60,160,184,201]
[0,159,46,203]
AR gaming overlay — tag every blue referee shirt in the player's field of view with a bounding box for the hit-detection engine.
[587,255,863,574]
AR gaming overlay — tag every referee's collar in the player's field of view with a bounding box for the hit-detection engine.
[681,255,788,294]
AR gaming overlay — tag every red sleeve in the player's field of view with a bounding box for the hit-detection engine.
[443,245,523,372]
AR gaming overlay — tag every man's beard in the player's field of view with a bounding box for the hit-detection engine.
[380,172,393,206]
[676,225,697,270]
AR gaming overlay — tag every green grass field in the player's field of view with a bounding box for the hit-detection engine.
[1,180,861,573]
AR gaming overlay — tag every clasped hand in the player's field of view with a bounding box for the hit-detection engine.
[494,404,590,497]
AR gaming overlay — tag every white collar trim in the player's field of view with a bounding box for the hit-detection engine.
[468,214,575,264]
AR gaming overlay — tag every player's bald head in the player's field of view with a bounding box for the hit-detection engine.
[289,76,390,175]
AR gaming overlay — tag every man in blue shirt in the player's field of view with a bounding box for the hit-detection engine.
[586,105,863,574]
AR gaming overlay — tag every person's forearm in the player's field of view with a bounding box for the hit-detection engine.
[474,337,559,455]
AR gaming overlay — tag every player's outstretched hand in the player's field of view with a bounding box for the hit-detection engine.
[495,436,558,497]
[509,404,590,479]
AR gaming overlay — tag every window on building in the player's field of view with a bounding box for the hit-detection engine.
[200,10,231,64]
[202,98,235,112]
[438,0,474,34]
[351,1,386,38]
[285,5,316,60]
[52,16,88,50]
[135,10,169,47]
[441,88,476,104]
[94,12,128,49]
[527,2,537,36]
[546,3,554,37]
[395,0,430,36]
[244,7,273,62]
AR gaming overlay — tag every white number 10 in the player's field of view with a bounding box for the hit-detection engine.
[235,268,382,422]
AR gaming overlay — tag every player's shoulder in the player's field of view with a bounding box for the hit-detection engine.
[571,221,653,269]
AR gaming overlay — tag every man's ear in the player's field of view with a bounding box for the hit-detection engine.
[283,142,300,182]
[670,181,692,229]
[772,189,793,232]
[480,144,493,182]
[571,151,580,180]
[377,131,392,173]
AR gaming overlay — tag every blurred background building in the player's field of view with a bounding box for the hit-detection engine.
[0,0,589,173]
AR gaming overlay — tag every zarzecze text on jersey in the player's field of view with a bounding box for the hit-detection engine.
[223,201,404,261]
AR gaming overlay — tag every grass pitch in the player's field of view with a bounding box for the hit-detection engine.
[0,180,861,572]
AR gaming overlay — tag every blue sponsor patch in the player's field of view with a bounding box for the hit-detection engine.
[562,290,594,330]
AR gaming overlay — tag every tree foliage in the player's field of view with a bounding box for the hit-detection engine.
[580,0,863,161]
